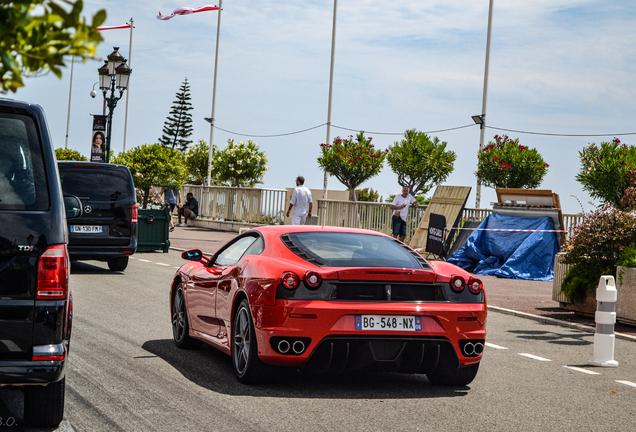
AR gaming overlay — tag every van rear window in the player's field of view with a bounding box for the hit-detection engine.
[0,114,49,211]
[59,167,134,202]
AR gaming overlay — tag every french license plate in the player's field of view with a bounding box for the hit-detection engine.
[355,315,421,331]
[71,225,102,233]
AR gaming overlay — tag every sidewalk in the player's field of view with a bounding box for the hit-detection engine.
[166,225,636,339]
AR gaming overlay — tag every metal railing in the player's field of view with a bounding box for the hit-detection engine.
[317,199,426,240]
[181,185,585,241]
[183,185,287,224]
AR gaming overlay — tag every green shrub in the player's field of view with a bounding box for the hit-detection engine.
[561,206,636,302]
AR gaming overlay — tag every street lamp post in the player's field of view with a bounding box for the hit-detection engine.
[98,47,132,163]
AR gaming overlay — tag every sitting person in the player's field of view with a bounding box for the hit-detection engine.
[177,192,198,226]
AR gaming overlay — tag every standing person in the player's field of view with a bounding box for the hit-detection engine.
[177,192,199,226]
[286,176,313,225]
[162,186,181,232]
[390,186,419,242]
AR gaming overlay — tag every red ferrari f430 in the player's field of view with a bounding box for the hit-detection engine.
[170,226,486,385]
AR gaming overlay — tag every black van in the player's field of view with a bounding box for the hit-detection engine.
[58,161,137,271]
[0,99,81,427]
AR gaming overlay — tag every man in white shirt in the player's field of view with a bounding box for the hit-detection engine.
[286,176,313,225]
[390,186,419,242]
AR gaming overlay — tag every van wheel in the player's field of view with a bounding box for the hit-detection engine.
[108,256,129,271]
[23,377,65,427]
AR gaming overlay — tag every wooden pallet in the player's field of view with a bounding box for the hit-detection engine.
[408,185,471,251]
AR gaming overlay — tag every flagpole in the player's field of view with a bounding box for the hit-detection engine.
[206,1,223,186]
[122,17,134,153]
[323,0,338,200]
[64,55,75,149]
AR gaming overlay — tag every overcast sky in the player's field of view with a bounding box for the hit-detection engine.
[13,0,636,213]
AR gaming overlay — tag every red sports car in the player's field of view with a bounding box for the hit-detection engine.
[170,225,486,385]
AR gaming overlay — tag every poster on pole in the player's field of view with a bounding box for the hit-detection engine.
[91,115,107,163]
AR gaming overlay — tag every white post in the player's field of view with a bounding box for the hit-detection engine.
[589,275,619,367]
[122,18,134,152]
[206,0,223,186]
[323,0,338,201]
[475,0,494,208]
[64,55,75,149]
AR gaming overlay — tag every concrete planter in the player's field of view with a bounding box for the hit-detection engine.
[616,266,636,326]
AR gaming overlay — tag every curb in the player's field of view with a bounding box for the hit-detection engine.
[488,305,636,343]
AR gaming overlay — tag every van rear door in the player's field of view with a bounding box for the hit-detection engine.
[0,109,53,360]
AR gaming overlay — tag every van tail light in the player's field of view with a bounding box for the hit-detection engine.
[131,203,138,224]
[468,277,484,294]
[281,272,299,290]
[450,275,466,293]
[32,343,66,361]
[37,245,69,300]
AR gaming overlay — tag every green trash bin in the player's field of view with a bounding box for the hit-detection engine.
[137,207,171,253]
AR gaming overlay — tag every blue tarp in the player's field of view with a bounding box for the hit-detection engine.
[447,213,559,281]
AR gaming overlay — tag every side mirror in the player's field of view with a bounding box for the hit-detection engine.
[182,249,203,261]
[63,195,83,219]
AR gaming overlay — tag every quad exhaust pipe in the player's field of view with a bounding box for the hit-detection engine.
[275,338,308,355]
[462,341,484,357]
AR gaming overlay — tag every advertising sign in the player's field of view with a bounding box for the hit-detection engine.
[91,115,107,163]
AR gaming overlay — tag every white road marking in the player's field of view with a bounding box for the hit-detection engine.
[485,342,508,350]
[518,353,552,362]
[174,267,180,269]
[563,366,601,375]
[138,259,152,263]
[616,380,636,388]
[155,263,171,266]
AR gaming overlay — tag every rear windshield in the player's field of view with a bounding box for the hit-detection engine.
[0,114,49,211]
[59,166,134,202]
[287,232,424,269]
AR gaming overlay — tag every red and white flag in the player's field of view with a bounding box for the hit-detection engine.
[98,24,132,31]
[157,5,219,21]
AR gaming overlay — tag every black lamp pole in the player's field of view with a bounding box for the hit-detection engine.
[98,47,132,163]
[103,75,124,163]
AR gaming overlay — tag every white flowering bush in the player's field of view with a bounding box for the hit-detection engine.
[211,139,268,187]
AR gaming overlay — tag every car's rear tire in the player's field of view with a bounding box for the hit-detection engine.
[107,256,129,271]
[172,284,202,349]
[426,361,480,386]
[232,299,276,384]
[23,377,65,427]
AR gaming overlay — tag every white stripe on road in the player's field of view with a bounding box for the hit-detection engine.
[518,353,552,362]
[155,263,171,266]
[485,342,508,350]
[138,259,152,263]
[563,366,601,375]
[616,380,636,388]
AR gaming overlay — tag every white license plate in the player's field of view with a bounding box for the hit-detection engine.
[355,315,422,331]
[71,225,102,233]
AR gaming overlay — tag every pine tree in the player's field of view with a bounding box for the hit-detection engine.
[158,78,194,151]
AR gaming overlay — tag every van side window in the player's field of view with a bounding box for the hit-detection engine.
[0,115,48,211]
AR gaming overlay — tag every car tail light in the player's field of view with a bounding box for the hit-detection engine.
[468,277,484,294]
[131,203,138,224]
[450,275,466,293]
[281,272,299,290]
[37,245,69,300]
[304,271,322,289]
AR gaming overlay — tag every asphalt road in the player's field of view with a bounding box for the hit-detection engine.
[1,251,636,431]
